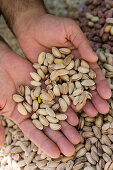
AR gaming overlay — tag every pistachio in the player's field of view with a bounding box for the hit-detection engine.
[52,47,62,58]
[59,48,71,55]
[13,94,24,103]
[38,52,46,65]
[49,123,61,131]
[17,103,27,115]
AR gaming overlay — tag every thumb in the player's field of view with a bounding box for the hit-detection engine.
[0,118,5,148]
[65,19,98,63]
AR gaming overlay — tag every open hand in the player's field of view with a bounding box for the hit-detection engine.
[17,14,111,117]
[0,42,81,158]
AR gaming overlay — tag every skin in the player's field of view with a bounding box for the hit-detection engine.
[0,0,111,158]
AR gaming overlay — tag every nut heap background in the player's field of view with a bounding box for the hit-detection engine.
[74,0,113,53]
[44,0,86,17]
[0,0,113,170]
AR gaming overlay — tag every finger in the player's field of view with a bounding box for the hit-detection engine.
[90,63,111,99]
[0,118,5,148]
[71,100,98,117]
[59,107,79,126]
[11,108,60,158]
[17,118,60,158]
[91,90,110,114]
[44,126,75,157]
[70,103,78,112]
[60,121,81,145]
[70,99,98,118]
[67,20,98,62]
[83,100,98,117]
[72,49,81,59]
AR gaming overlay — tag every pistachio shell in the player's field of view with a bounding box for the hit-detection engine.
[13,94,24,103]
[59,48,71,55]
[52,47,62,58]
[17,103,27,115]
[50,123,61,130]
[38,52,46,65]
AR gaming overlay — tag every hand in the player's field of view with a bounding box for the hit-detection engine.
[17,14,111,117]
[0,41,81,158]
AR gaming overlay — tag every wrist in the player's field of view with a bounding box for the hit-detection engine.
[14,7,47,38]
[0,0,47,38]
